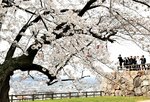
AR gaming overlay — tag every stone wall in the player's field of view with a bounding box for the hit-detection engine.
[101,70,150,96]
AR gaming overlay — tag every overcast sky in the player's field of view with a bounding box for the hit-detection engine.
[108,39,150,65]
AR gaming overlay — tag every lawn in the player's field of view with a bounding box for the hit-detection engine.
[21,96,150,102]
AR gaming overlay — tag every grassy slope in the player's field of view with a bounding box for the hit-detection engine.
[22,96,150,102]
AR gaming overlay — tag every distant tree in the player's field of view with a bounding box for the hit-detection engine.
[0,0,150,102]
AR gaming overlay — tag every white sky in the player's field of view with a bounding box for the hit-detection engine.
[108,40,150,65]
[0,40,9,51]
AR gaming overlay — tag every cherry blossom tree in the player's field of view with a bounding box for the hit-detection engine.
[0,0,150,102]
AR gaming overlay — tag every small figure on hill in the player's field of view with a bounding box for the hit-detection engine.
[129,56,133,65]
[140,55,146,70]
[132,56,137,70]
[123,57,128,68]
[136,56,141,70]
[118,54,124,69]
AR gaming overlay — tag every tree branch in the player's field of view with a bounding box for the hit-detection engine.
[55,40,94,75]
[15,5,36,15]
[40,15,48,31]
[5,10,51,60]
[88,5,101,10]
[5,13,34,60]
[132,0,150,8]
[89,28,116,43]
[47,75,90,85]
[78,0,97,17]
[0,22,2,31]
[18,64,56,83]
[25,42,42,62]
[2,0,14,7]
[53,23,74,39]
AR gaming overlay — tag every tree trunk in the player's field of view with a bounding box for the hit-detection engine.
[0,75,10,102]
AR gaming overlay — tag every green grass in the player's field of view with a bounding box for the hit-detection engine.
[21,96,150,102]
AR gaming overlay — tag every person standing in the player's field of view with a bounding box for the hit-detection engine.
[129,56,133,70]
[129,56,133,65]
[118,54,124,70]
[136,56,141,70]
[123,57,128,69]
[140,55,146,70]
[132,56,137,70]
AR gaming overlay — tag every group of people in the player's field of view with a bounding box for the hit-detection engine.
[118,54,146,70]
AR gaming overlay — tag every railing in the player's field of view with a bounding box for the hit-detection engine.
[117,63,150,71]
[9,91,104,102]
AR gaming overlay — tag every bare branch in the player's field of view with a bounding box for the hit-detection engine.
[115,11,144,34]
[88,5,101,10]
[137,22,150,33]
[47,75,90,85]
[132,0,150,8]
[18,64,56,83]
[28,71,34,79]
[0,22,2,31]
[89,28,116,43]
[39,0,43,8]
[40,15,49,31]
[15,5,36,15]
[78,0,97,17]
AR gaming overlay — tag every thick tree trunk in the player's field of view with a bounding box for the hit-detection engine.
[0,75,10,102]
[0,63,13,102]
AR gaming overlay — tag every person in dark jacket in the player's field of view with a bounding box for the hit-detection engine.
[129,56,133,65]
[132,56,137,70]
[128,56,133,70]
[140,55,146,70]
[123,57,128,69]
[118,54,124,69]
